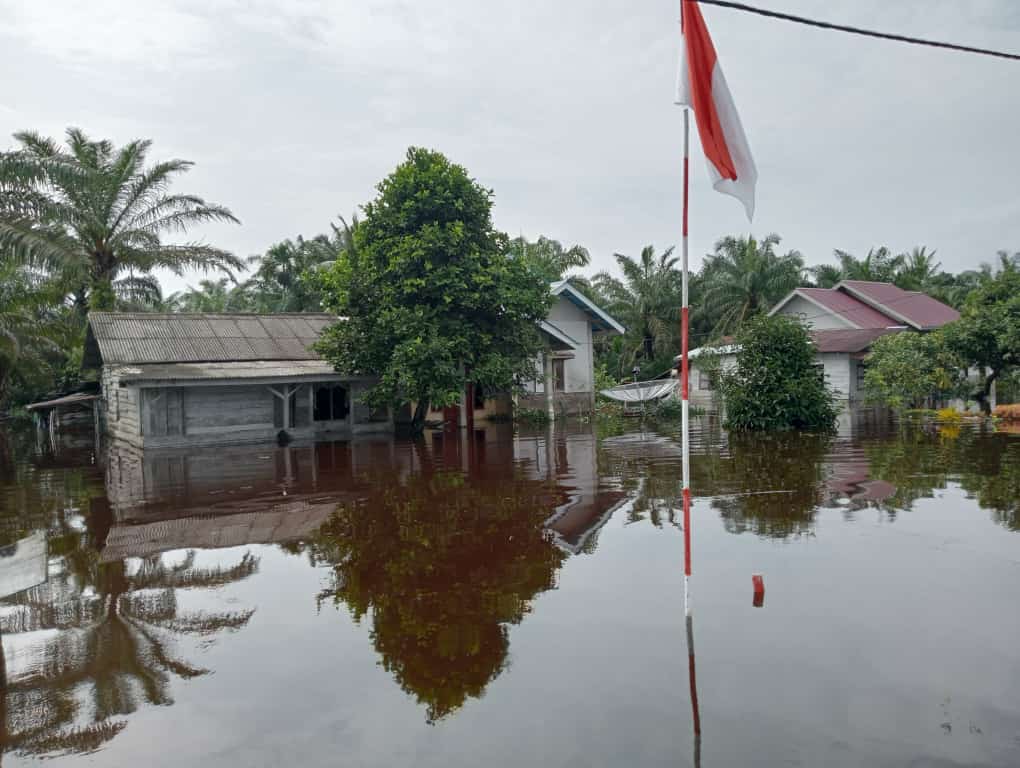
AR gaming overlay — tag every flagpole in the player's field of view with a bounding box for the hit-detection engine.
[681,102,692,617]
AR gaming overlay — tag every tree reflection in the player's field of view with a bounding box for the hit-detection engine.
[311,467,566,723]
[2,500,258,758]
[707,433,831,539]
[865,426,1020,529]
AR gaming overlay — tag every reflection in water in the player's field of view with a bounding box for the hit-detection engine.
[309,463,566,723]
[1,418,1019,763]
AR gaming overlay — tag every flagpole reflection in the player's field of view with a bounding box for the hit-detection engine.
[685,612,702,768]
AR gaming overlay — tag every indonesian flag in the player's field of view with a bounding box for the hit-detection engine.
[676,0,757,220]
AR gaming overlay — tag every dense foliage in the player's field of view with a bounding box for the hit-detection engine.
[0,128,240,314]
[315,148,552,430]
[722,315,839,432]
[863,331,964,411]
[943,261,1020,413]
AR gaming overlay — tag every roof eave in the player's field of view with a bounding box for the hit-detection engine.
[551,280,626,335]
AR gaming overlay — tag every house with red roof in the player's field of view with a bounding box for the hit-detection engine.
[688,281,960,406]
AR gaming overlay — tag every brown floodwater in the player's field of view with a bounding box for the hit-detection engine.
[1,414,1019,767]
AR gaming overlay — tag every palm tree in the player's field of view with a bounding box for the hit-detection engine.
[592,245,680,374]
[700,234,804,335]
[831,246,902,283]
[509,235,591,284]
[894,246,942,291]
[170,277,251,313]
[807,262,844,289]
[0,128,241,313]
[0,261,63,401]
[2,548,258,757]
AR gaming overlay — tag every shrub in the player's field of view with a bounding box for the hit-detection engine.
[721,315,838,432]
[936,407,962,423]
[864,330,964,410]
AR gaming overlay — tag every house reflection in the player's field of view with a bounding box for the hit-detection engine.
[3,424,629,747]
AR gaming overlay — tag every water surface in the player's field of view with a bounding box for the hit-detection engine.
[1,416,1018,767]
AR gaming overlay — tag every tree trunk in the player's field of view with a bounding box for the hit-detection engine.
[976,369,999,416]
[90,251,117,311]
[410,399,430,435]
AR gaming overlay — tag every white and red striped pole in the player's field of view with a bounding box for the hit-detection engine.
[681,99,692,617]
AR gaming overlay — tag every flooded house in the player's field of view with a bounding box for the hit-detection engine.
[83,312,392,449]
[518,280,625,417]
[423,279,625,426]
[688,280,961,406]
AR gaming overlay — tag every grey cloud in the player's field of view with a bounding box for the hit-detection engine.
[0,0,1017,295]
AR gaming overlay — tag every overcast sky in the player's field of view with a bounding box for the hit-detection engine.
[1,0,1018,295]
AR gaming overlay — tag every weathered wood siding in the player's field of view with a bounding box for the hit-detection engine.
[101,367,142,446]
[184,385,275,435]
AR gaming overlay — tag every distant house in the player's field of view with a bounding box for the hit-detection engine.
[85,282,625,447]
[688,281,960,406]
[426,280,625,426]
[83,312,392,449]
[521,280,625,416]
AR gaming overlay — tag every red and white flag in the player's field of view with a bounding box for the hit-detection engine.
[676,0,757,220]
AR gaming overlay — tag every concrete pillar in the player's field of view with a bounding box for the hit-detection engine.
[544,353,555,421]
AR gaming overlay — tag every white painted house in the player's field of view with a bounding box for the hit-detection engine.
[687,281,960,407]
[519,280,625,417]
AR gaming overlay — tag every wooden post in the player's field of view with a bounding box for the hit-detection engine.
[544,353,555,421]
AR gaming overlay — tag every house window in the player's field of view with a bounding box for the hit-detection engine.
[698,370,714,391]
[314,384,350,422]
[553,359,566,392]
[473,383,486,410]
[856,362,867,391]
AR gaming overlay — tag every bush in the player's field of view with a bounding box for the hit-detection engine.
[721,315,838,432]
[864,330,963,411]
[936,407,962,423]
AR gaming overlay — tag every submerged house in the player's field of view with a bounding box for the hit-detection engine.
[425,280,625,426]
[84,312,392,449]
[689,280,960,406]
[520,280,625,416]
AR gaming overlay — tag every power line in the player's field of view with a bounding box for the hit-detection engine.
[696,0,1020,62]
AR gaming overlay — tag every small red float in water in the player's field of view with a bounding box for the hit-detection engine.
[752,574,765,607]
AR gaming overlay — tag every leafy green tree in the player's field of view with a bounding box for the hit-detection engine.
[508,234,590,284]
[700,234,804,335]
[943,261,1020,414]
[315,148,551,432]
[591,245,681,378]
[863,330,963,410]
[721,314,838,432]
[0,128,241,313]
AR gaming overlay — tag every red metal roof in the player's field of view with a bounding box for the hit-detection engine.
[810,328,901,353]
[794,288,897,329]
[839,281,960,330]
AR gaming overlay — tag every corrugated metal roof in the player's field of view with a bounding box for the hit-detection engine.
[839,281,960,330]
[810,328,901,353]
[85,312,338,366]
[111,360,344,383]
[792,288,897,329]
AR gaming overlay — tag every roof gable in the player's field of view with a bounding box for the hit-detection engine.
[84,312,336,367]
[836,281,960,330]
[550,280,625,335]
[770,287,898,329]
